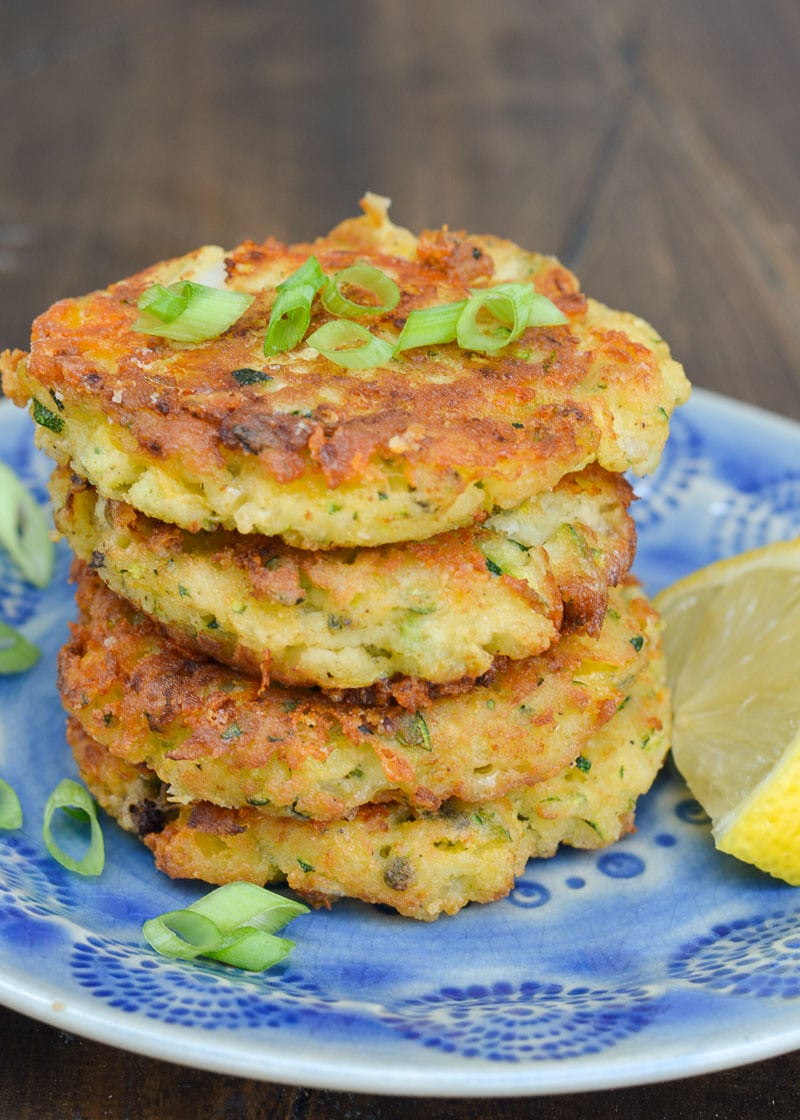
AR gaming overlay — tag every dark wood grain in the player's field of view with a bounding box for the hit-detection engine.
[1,2,799,1116]
[4,1003,800,1119]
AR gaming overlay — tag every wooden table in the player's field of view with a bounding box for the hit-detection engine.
[2,2,799,1116]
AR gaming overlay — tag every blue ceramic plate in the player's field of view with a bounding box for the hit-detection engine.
[1,389,799,1097]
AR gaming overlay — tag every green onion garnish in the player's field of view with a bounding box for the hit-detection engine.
[393,286,567,357]
[0,461,54,588]
[263,256,326,356]
[277,255,326,294]
[526,292,569,328]
[264,285,316,355]
[206,926,296,971]
[394,300,466,354]
[143,882,309,971]
[0,779,22,830]
[189,881,308,934]
[320,263,400,318]
[0,620,40,675]
[457,283,538,354]
[42,778,105,876]
[307,320,394,369]
[132,281,254,343]
[141,909,222,961]
[138,283,186,322]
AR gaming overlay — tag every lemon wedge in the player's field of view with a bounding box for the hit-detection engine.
[654,539,800,883]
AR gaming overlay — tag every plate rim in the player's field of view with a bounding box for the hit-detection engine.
[1,387,800,1097]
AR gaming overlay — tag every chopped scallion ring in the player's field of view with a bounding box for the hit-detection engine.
[42,778,105,876]
[142,910,223,961]
[132,281,254,343]
[0,461,54,588]
[320,264,400,318]
[0,779,22,830]
[187,878,309,931]
[188,880,309,935]
[307,321,394,369]
[263,256,326,356]
[276,255,326,294]
[0,620,40,675]
[526,292,569,328]
[394,300,466,354]
[205,927,296,971]
[137,283,187,323]
[143,882,309,971]
[457,283,537,354]
[392,286,567,357]
[264,284,317,355]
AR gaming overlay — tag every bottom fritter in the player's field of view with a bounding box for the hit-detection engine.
[68,652,670,921]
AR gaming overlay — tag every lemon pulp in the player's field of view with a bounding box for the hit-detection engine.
[655,540,800,883]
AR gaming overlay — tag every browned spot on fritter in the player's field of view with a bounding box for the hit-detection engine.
[187,802,247,836]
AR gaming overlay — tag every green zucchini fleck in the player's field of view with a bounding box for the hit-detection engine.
[231,367,273,386]
[32,398,65,433]
[397,711,432,750]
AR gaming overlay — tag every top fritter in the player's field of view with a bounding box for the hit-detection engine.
[0,195,690,549]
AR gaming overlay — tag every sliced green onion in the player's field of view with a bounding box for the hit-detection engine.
[391,286,567,357]
[142,910,223,961]
[320,264,400,318]
[137,283,187,323]
[0,779,22,830]
[264,285,316,355]
[457,284,537,354]
[307,321,394,369]
[42,778,104,876]
[0,620,40,675]
[526,292,569,328]
[132,281,254,343]
[0,461,54,588]
[187,880,308,935]
[205,927,296,971]
[143,882,309,971]
[263,257,326,356]
[394,300,466,354]
[276,256,326,294]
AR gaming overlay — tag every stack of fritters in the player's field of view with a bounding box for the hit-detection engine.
[1,195,690,919]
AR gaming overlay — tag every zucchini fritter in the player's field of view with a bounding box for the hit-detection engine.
[58,564,659,819]
[1,195,689,548]
[50,464,635,692]
[69,648,669,920]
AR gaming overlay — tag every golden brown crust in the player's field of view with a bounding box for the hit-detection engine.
[5,197,689,548]
[50,463,637,694]
[57,563,658,819]
[68,646,670,920]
